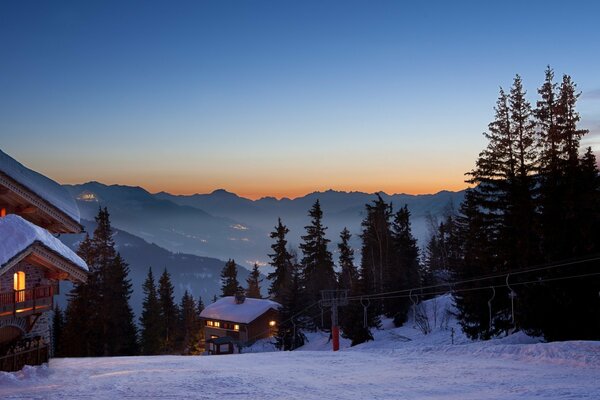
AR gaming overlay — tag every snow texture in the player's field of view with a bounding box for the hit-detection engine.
[0,214,88,271]
[200,296,281,324]
[1,295,598,399]
[0,149,80,223]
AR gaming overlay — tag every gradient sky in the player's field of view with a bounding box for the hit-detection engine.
[1,1,599,199]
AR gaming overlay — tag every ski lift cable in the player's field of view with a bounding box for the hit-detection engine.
[345,255,600,301]
[345,271,600,303]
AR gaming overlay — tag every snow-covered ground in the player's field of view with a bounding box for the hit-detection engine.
[2,295,599,399]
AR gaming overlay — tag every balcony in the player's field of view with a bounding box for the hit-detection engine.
[0,285,56,319]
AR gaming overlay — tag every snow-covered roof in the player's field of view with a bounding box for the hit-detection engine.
[0,214,88,272]
[0,149,80,223]
[200,296,281,324]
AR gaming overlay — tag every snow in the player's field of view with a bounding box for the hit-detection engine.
[1,295,599,399]
[200,296,281,324]
[0,214,88,272]
[0,149,80,223]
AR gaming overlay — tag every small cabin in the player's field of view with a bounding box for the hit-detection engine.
[0,149,88,371]
[200,294,280,355]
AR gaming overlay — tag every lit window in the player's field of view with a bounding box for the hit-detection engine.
[0,208,6,217]
[269,320,276,327]
[234,324,239,331]
[214,321,220,328]
[14,271,25,303]
[207,321,213,327]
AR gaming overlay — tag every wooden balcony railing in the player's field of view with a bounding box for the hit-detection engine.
[0,345,49,372]
[0,285,56,319]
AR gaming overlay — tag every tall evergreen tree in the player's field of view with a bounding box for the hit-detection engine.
[103,253,138,356]
[337,228,357,291]
[62,208,138,356]
[300,200,337,328]
[387,205,421,326]
[267,218,293,304]
[158,268,179,353]
[245,263,262,298]
[359,194,392,316]
[52,304,64,357]
[179,290,202,354]
[140,267,162,355]
[275,252,307,350]
[220,259,242,297]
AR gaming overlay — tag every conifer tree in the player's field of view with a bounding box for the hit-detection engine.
[387,205,421,326]
[63,208,138,356]
[158,268,179,353]
[275,253,307,350]
[337,228,357,291]
[267,218,293,304]
[300,200,337,328]
[220,259,242,297]
[245,263,262,298]
[179,290,201,354]
[52,304,64,357]
[103,253,138,356]
[140,267,162,355]
[359,194,392,317]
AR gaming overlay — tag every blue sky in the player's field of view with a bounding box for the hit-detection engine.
[1,0,599,198]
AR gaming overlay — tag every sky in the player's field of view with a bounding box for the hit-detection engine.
[1,0,599,199]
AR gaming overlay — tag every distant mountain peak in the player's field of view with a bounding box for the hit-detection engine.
[211,188,238,197]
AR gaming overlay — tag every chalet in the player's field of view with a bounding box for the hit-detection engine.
[200,294,281,355]
[0,149,88,371]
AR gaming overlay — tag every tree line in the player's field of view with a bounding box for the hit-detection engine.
[54,208,205,357]
[423,68,599,341]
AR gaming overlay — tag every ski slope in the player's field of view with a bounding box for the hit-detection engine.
[2,295,599,399]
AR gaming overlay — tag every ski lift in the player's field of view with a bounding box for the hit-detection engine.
[488,286,496,334]
[360,297,370,328]
[409,289,418,327]
[506,273,517,330]
[318,299,325,327]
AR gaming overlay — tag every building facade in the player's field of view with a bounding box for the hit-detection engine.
[200,294,280,355]
[0,149,88,371]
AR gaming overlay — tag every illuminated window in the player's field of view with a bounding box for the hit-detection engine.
[269,320,276,327]
[214,321,220,328]
[0,208,6,217]
[234,324,239,331]
[14,271,25,302]
[207,321,213,327]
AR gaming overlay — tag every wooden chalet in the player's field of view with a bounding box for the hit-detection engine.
[0,149,88,371]
[200,294,280,355]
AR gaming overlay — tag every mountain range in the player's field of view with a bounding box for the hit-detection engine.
[64,182,466,269]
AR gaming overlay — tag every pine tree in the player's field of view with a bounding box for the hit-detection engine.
[158,268,179,353]
[275,254,307,350]
[52,304,64,357]
[62,208,138,356]
[337,228,357,291]
[245,263,262,298]
[267,218,293,304]
[387,205,421,326]
[299,200,337,328]
[179,291,201,354]
[103,253,138,356]
[220,259,242,297]
[140,267,162,355]
[359,194,392,317]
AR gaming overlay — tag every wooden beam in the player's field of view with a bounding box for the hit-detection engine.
[15,205,37,214]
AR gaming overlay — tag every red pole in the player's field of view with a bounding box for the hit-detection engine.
[332,325,340,351]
